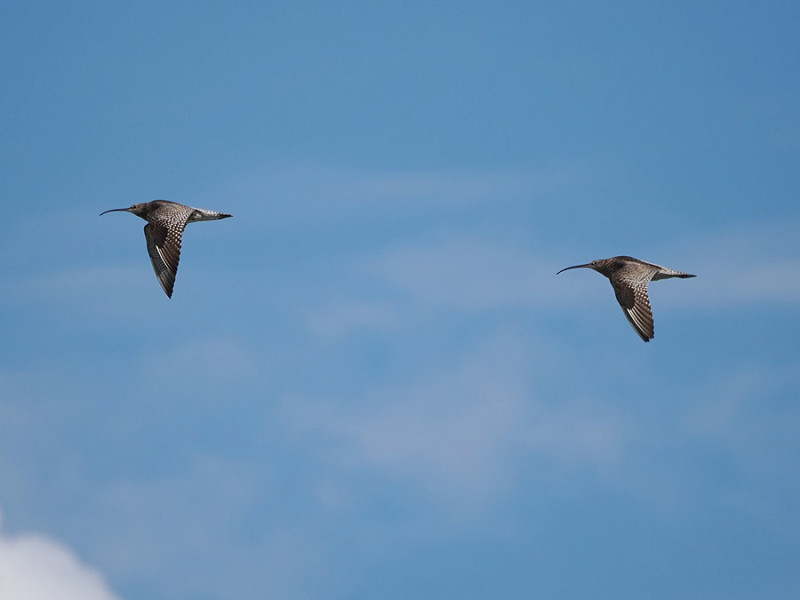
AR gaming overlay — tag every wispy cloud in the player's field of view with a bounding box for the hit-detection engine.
[216,160,600,229]
[283,333,636,517]
[372,233,554,312]
[662,220,800,307]
[298,231,569,342]
[9,264,150,313]
[305,300,404,337]
[680,361,800,525]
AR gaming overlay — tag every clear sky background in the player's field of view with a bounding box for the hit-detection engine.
[2,1,799,599]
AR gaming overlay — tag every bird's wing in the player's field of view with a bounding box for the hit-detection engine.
[143,221,186,298]
[611,276,654,342]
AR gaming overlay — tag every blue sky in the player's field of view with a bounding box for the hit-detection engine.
[2,1,799,599]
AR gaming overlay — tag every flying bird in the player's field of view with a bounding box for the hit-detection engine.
[557,256,695,342]
[100,200,232,298]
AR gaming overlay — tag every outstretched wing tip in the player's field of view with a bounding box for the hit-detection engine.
[144,222,182,299]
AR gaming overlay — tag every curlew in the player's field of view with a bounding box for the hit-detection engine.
[557,256,695,342]
[101,200,232,298]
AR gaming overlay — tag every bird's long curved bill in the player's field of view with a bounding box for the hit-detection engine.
[556,263,592,275]
[99,208,130,216]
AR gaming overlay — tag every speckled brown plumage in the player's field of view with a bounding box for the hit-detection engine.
[101,200,232,298]
[557,256,695,342]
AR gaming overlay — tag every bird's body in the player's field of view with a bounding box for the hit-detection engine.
[101,200,232,298]
[557,256,695,342]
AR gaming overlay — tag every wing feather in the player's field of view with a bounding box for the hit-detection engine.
[144,222,184,298]
[612,278,655,342]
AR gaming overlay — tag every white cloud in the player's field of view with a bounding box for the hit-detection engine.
[0,513,121,600]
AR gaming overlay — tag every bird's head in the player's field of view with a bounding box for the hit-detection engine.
[557,259,602,275]
[557,257,625,278]
[99,203,149,217]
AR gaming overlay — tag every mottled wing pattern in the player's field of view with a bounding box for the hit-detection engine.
[142,206,193,298]
[610,271,655,342]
